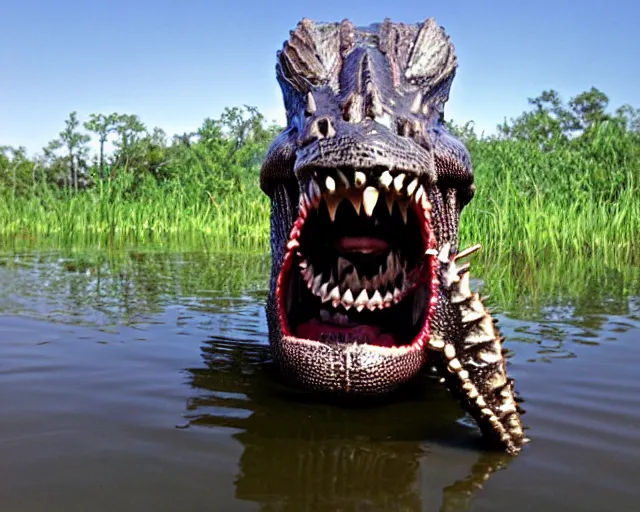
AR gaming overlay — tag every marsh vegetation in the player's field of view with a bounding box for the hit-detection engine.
[1,87,638,266]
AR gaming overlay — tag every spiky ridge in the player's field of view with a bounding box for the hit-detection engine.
[429,243,528,454]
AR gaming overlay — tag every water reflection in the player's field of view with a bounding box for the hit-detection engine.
[178,332,515,511]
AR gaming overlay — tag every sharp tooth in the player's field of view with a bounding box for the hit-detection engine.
[370,273,381,293]
[398,200,408,223]
[336,169,349,188]
[369,290,383,310]
[384,290,393,305]
[425,248,438,256]
[415,185,425,203]
[348,192,362,215]
[325,176,336,193]
[319,282,330,302]
[337,256,351,279]
[354,171,366,188]
[354,289,368,312]
[304,264,314,284]
[363,186,379,216]
[342,289,354,308]
[312,274,323,294]
[344,266,360,293]
[329,286,341,302]
[299,260,307,269]
[393,287,402,302]
[386,252,396,278]
[325,194,341,221]
[379,170,392,190]
[407,178,418,196]
[438,242,451,263]
[393,173,405,192]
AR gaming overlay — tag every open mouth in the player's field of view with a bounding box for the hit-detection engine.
[276,168,439,351]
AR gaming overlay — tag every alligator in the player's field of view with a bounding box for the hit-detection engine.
[260,17,528,454]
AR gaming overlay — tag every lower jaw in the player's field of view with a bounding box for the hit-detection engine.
[276,246,439,352]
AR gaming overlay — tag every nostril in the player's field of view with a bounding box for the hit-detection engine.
[317,118,331,138]
[307,117,335,141]
[397,119,410,137]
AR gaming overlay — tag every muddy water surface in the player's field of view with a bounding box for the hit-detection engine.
[0,249,638,511]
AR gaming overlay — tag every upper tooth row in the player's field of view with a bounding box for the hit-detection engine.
[314,171,421,196]
[303,173,427,221]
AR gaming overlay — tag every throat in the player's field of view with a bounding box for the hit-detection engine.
[334,236,390,255]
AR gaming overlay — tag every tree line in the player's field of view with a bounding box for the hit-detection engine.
[1,87,638,200]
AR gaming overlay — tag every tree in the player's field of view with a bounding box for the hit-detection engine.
[57,111,91,191]
[497,87,617,149]
[84,113,118,180]
[112,114,146,175]
[568,87,610,131]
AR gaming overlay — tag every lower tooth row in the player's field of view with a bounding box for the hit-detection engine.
[301,267,406,311]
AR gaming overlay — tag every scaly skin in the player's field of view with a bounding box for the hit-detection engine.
[260,17,528,453]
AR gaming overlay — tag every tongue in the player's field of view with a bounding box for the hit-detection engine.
[296,319,397,347]
[334,236,390,255]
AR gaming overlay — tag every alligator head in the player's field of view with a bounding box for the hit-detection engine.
[260,18,528,454]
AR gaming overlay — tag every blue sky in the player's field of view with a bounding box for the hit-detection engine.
[1,0,638,153]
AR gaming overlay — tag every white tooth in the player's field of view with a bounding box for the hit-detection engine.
[393,287,402,302]
[342,289,354,308]
[415,185,425,203]
[319,282,330,302]
[286,239,299,250]
[425,248,438,256]
[312,274,323,294]
[355,289,368,312]
[384,290,394,305]
[379,170,392,190]
[348,193,362,215]
[398,200,408,224]
[336,169,349,188]
[438,242,452,263]
[325,176,336,193]
[329,286,341,302]
[299,260,307,269]
[393,173,405,192]
[354,171,366,188]
[407,178,418,196]
[363,186,379,216]
[369,290,383,310]
[325,194,341,222]
[304,265,314,284]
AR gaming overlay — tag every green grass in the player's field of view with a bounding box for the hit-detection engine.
[1,122,638,266]
[0,177,270,252]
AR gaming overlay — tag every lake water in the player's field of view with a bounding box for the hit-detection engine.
[0,247,638,511]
